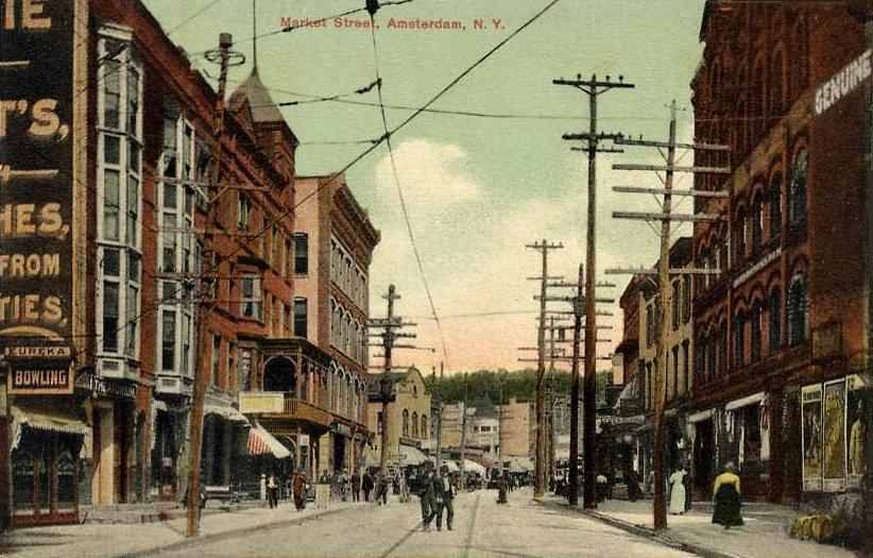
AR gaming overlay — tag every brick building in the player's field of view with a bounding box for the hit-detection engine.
[0,0,378,527]
[689,0,867,503]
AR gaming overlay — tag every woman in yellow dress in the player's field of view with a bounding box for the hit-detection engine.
[712,463,743,529]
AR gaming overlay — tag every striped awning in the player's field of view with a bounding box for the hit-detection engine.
[247,422,291,459]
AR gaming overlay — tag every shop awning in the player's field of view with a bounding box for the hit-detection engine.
[205,404,249,423]
[247,422,291,459]
[398,444,428,465]
[428,457,459,472]
[460,459,486,475]
[725,392,764,411]
[11,405,88,439]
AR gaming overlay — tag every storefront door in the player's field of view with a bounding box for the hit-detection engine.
[12,428,81,526]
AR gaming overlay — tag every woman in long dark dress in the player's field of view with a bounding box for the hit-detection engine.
[711,463,743,529]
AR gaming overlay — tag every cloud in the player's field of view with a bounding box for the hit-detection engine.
[373,139,479,216]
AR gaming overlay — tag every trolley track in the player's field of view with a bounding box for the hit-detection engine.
[378,491,482,558]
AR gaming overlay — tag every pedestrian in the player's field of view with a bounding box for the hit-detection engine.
[668,466,687,515]
[626,468,642,502]
[596,473,608,503]
[496,474,508,504]
[711,462,743,529]
[419,467,436,531]
[435,466,455,531]
[267,473,279,509]
[293,471,307,511]
[351,469,361,502]
[376,472,389,505]
[362,470,374,502]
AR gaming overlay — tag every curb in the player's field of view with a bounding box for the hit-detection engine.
[537,499,739,558]
[119,505,353,557]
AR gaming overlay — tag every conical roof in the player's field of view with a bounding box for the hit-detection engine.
[230,69,284,124]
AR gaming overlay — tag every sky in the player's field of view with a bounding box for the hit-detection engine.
[142,0,707,374]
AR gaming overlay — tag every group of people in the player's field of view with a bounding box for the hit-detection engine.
[416,465,456,531]
[265,471,309,511]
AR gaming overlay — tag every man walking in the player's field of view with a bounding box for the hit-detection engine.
[435,466,455,531]
[351,469,361,502]
[419,467,436,531]
[362,470,374,502]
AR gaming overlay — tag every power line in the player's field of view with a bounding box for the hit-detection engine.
[367,9,450,372]
[163,0,226,36]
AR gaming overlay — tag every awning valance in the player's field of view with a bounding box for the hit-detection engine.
[10,405,89,453]
[247,422,291,459]
[398,444,427,465]
[725,392,764,411]
[205,404,249,423]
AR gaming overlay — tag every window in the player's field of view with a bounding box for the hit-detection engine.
[751,302,762,362]
[402,410,410,437]
[294,233,309,274]
[671,282,680,331]
[671,345,679,400]
[751,195,763,255]
[97,30,142,361]
[788,275,809,345]
[421,415,428,439]
[237,194,252,229]
[210,335,221,387]
[294,297,308,338]
[161,310,176,371]
[768,288,782,352]
[682,341,690,394]
[682,276,692,323]
[240,275,263,320]
[788,149,808,228]
[770,173,783,238]
[734,207,747,262]
[734,312,746,367]
[412,412,419,438]
[646,306,654,347]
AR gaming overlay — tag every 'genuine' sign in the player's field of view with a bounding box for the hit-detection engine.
[0,0,76,365]
[815,49,872,116]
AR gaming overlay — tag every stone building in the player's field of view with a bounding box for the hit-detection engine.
[365,367,431,470]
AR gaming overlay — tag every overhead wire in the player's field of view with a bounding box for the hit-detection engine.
[164,0,226,36]
[366,8,450,371]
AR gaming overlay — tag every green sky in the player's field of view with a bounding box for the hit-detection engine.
[143,0,706,374]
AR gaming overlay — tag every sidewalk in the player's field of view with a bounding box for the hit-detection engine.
[545,497,855,558]
[0,499,363,558]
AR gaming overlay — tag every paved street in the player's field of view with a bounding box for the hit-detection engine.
[154,489,691,558]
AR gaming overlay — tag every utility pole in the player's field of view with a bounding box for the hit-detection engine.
[435,361,444,472]
[459,373,469,490]
[526,240,564,499]
[569,264,584,506]
[609,100,729,529]
[556,72,634,509]
[186,33,240,538]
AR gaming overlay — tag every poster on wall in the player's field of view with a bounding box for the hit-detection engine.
[847,375,867,487]
[823,379,847,492]
[801,384,823,491]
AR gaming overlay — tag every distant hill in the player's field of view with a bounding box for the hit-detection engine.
[426,368,614,405]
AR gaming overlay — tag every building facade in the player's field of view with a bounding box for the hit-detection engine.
[690,1,867,503]
[366,367,431,470]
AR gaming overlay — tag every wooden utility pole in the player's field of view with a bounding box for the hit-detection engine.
[610,100,729,529]
[459,373,468,489]
[435,361,444,472]
[569,264,584,507]
[556,73,634,509]
[186,33,237,538]
[526,240,564,499]
[367,285,417,478]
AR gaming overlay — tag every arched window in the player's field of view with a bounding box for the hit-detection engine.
[751,301,762,362]
[734,207,747,262]
[788,149,808,227]
[769,172,783,238]
[734,311,746,367]
[751,194,763,256]
[412,412,419,438]
[788,274,809,345]
[768,288,782,352]
[402,409,410,437]
[791,19,808,97]
[683,276,692,323]
[421,415,428,439]
[718,322,728,376]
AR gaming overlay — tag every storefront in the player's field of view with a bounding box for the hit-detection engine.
[9,402,88,527]
[151,400,188,501]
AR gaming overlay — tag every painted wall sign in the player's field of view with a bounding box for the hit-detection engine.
[0,0,75,362]
[814,49,872,116]
[8,360,73,394]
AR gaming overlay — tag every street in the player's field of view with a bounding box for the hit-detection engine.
[154,489,691,558]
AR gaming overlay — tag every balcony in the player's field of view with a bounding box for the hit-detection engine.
[239,391,332,430]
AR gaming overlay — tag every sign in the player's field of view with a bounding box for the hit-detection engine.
[8,360,72,394]
[74,369,137,399]
[801,384,823,491]
[0,0,77,366]
[239,392,284,414]
[822,379,847,492]
[814,49,872,116]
